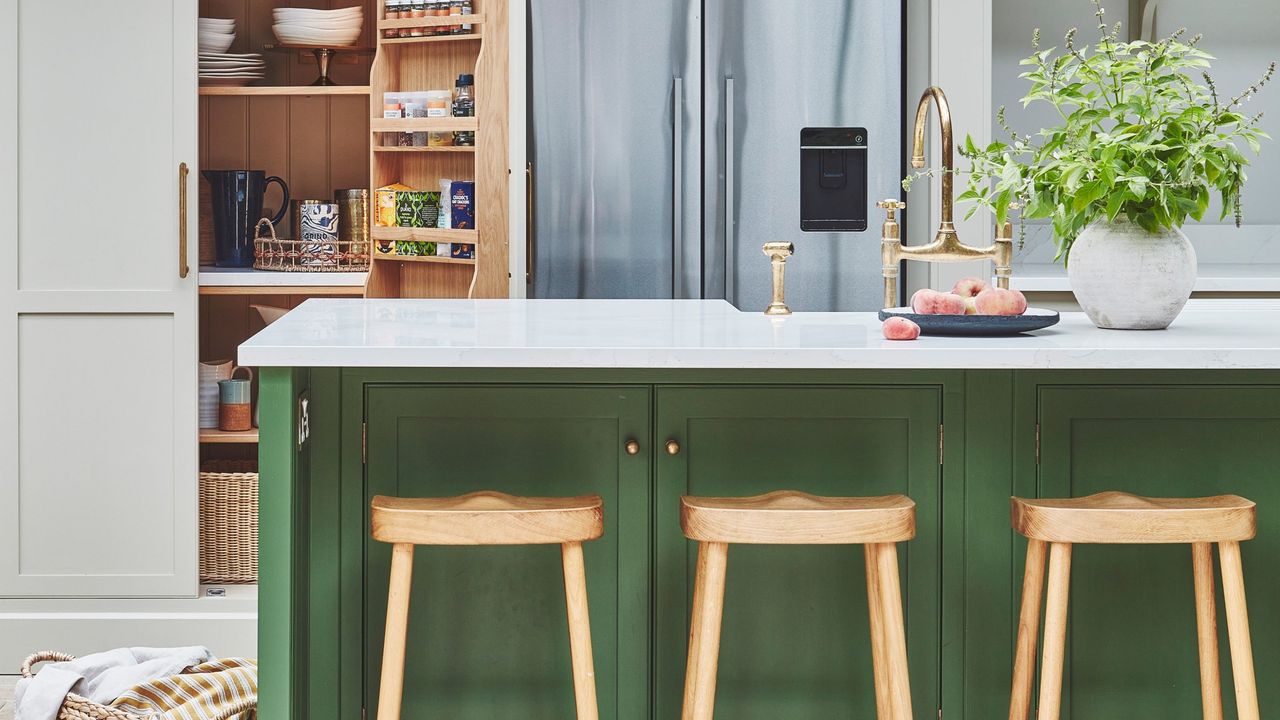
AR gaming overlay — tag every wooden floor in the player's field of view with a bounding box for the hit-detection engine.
[0,675,15,720]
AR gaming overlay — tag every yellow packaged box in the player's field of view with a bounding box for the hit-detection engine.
[375,183,412,227]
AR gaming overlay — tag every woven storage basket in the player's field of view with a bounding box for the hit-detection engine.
[199,469,259,584]
[252,217,369,272]
[20,652,257,720]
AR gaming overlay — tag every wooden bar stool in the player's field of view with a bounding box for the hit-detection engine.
[370,491,605,720]
[1009,491,1259,720]
[679,490,917,720]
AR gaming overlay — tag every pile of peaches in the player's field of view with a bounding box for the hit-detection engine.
[883,277,1028,341]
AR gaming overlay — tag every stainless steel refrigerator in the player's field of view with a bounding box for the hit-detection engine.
[528,0,903,311]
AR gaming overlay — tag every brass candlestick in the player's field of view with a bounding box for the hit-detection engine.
[762,242,794,315]
[880,85,1014,308]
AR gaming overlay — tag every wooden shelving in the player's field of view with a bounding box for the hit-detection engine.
[199,267,367,295]
[370,117,479,133]
[374,254,477,266]
[200,428,260,444]
[372,227,477,242]
[365,0,508,300]
[199,85,370,96]
[373,145,476,153]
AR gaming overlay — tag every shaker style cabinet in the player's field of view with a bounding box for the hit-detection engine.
[0,0,199,598]
[653,386,942,719]
[1026,381,1280,718]
[0,0,213,667]
[359,384,653,720]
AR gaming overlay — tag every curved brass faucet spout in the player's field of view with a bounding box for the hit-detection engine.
[912,86,956,229]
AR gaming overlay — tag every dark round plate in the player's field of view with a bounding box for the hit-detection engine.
[878,307,1061,336]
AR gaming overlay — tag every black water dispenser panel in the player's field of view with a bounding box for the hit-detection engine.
[800,127,868,232]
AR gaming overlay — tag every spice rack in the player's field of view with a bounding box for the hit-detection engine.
[364,0,509,298]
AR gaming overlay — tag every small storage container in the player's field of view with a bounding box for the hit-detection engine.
[199,461,259,584]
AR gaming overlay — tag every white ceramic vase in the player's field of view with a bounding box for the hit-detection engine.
[1067,218,1197,330]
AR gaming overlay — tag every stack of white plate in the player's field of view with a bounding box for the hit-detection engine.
[200,51,266,86]
[272,6,364,46]
[199,17,236,54]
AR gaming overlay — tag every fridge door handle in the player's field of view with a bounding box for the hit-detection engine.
[672,77,684,299]
[526,161,535,286]
[724,77,736,303]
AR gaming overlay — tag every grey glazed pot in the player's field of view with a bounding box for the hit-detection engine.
[1067,218,1197,330]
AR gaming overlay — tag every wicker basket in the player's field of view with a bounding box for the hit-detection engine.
[252,218,369,272]
[199,469,259,584]
[20,652,257,720]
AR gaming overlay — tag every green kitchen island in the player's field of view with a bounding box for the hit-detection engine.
[239,298,1280,720]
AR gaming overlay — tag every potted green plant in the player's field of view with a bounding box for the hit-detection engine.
[919,0,1274,329]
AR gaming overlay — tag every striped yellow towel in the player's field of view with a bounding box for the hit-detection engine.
[109,658,257,720]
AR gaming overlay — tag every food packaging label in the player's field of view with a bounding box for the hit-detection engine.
[395,191,441,228]
[450,180,475,229]
[376,183,412,227]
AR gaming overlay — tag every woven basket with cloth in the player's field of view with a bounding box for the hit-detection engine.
[19,651,256,720]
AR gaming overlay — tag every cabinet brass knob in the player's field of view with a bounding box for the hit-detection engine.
[666,439,681,456]
[625,439,640,455]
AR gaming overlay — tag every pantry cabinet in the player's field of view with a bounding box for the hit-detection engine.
[0,0,200,599]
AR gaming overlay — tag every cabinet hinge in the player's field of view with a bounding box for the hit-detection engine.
[1035,423,1041,465]
[362,421,368,464]
[361,709,367,720]
[938,707,943,720]
[938,424,944,466]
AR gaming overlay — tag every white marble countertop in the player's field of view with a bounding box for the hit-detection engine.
[237,298,1280,370]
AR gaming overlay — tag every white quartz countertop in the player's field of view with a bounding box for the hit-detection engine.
[237,298,1280,370]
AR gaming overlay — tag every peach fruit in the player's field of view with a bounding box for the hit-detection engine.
[973,287,1028,316]
[952,276,989,298]
[883,316,921,341]
[910,289,967,315]
[964,296,978,315]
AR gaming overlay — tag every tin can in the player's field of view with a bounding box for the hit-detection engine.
[291,199,340,266]
[335,188,370,259]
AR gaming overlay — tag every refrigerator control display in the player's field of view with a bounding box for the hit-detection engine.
[800,127,868,232]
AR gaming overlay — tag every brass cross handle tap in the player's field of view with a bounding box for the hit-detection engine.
[762,242,795,315]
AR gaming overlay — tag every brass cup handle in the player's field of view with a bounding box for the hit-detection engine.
[624,439,640,456]
[178,162,190,279]
[666,439,681,456]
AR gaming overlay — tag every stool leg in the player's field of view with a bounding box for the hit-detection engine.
[864,544,892,720]
[376,543,415,720]
[1009,539,1048,720]
[1219,541,1260,720]
[1036,542,1072,720]
[561,541,600,720]
[1192,543,1224,720]
[866,542,914,720]
[682,541,729,720]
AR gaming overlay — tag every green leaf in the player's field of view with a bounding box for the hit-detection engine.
[1105,190,1126,221]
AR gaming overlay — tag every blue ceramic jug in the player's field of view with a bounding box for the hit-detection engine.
[203,170,290,268]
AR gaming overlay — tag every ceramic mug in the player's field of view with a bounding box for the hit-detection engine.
[218,366,254,432]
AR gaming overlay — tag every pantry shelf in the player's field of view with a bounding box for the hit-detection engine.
[372,227,478,242]
[371,117,479,133]
[379,30,483,45]
[199,85,371,96]
[373,145,476,153]
[200,428,260,444]
[377,14,486,30]
[373,254,477,266]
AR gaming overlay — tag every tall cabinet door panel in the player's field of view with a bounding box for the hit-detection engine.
[363,385,651,720]
[0,0,199,596]
[655,386,942,719]
[1036,385,1280,719]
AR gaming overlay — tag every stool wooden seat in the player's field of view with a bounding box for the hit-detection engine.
[1012,491,1256,544]
[1009,492,1260,720]
[371,491,605,720]
[679,490,916,720]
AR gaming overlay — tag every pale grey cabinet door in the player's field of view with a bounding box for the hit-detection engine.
[0,0,200,597]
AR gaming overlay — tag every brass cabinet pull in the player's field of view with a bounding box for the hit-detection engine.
[666,439,681,456]
[178,162,190,279]
[624,439,640,456]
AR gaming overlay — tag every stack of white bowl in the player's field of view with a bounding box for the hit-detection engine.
[272,6,364,46]
[199,18,265,86]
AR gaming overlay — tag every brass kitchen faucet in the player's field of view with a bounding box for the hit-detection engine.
[879,86,1014,308]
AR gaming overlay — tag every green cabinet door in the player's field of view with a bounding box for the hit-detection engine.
[655,386,943,719]
[363,385,651,720]
[1034,384,1280,719]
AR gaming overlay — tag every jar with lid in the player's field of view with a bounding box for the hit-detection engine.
[383,0,401,38]
[452,74,475,146]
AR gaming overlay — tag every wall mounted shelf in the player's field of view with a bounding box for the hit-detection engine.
[199,85,371,96]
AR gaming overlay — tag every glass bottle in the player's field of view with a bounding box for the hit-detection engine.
[452,74,475,146]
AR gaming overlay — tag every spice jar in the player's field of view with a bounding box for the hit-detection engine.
[384,0,401,38]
